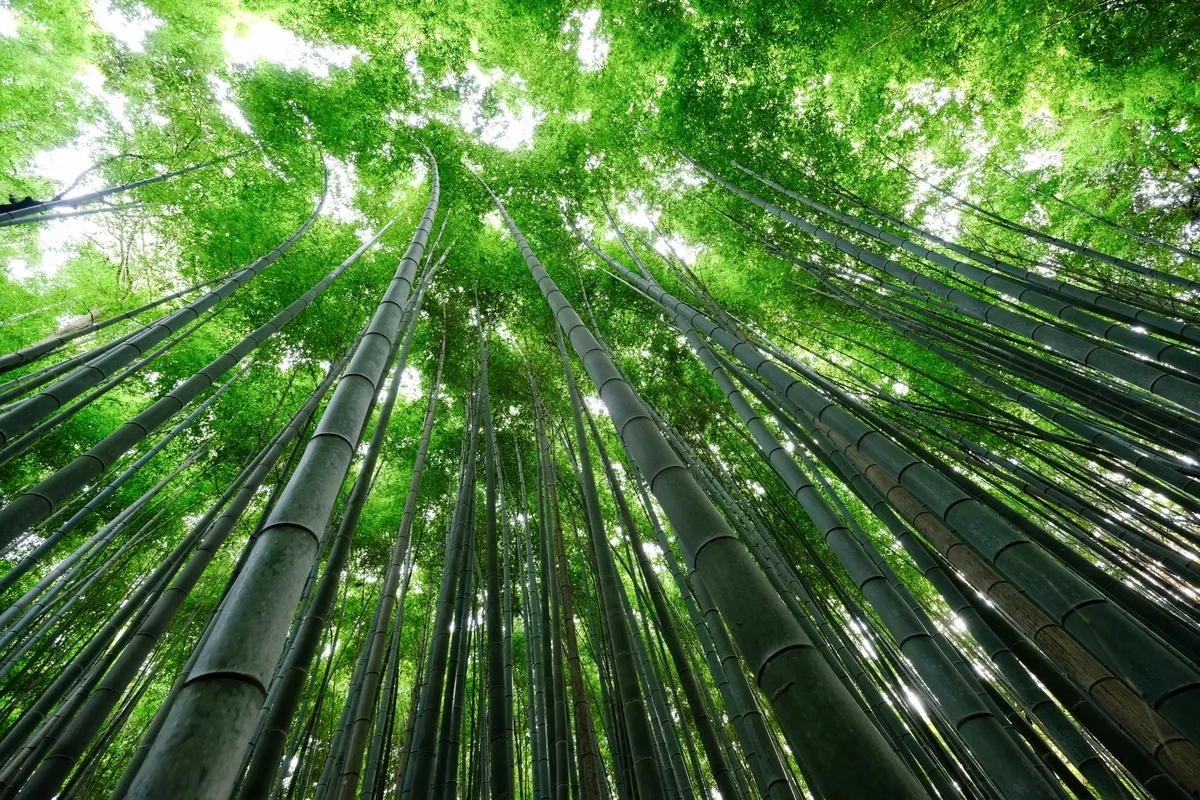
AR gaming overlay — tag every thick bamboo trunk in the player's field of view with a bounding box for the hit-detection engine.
[0,219,394,543]
[609,255,1200,793]
[0,171,327,444]
[122,152,437,800]
[480,340,514,800]
[585,405,741,800]
[483,176,927,798]
[13,347,348,800]
[553,324,663,798]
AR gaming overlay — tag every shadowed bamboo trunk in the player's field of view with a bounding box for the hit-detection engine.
[577,278,797,800]
[408,386,482,800]
[0,218,395,545]
[0,356,254,597]
[233,230,442,800]
[480,337,515,800]
[0,168,328,445]
[891,158,1200,292]
[584,404,742,800]
[0,272,231,376]
[531,389,564,800]
[121,149,438,800]
[516,446,552,800]
[12,341,351,800]
[0,305,225,467]
[608,256,1200,792]
[552,323,662,799]
[597,234,1055,797]
[332,333,446,800]
[432,526,477,800]
[735,161,1200,378]
[481,175,927,798]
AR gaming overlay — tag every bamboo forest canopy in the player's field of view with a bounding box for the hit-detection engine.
[2,0,1200,798]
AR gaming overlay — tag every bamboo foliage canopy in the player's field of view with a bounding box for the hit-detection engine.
[1,1,1200,798]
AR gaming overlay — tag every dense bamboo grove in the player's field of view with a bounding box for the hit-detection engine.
[2,0,1200,798]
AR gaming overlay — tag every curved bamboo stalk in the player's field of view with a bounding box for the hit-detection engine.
[736,162,1200,377]
[0,306,224,467]
[120,150,437,798]
[890,158,1200,292]
[0,217,392,544]
[553,324,661,799]
[0,168,329,444]
[607,253,1200,792]
[12,343,349,800]
[482,175,927,798]
[688,158,1200,416]
[332,331,446,800]
[0,272,231,376]
[585,405,742,800]
[0,149,253,227]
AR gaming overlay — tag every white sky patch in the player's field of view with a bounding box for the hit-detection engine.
[568,212,595,240]
[408,154,428,188]
[452,63,544,151]
[77,66,132,133]
[54,311,82,329]
[0,2,19,37]
[793,83,814,116]
[482,209,505,232]
[321,156,364,224]
[278,347,304,372]
[1136,166,1199,211]
[223,14,362,78]
[898,78,963,115]
[1181,219,1200,246]
[568,109,592,123]
[89,0,161,53]
[1024,199,1050,228]
[653,235,702,265]
[208,75,253,134]
[398,366,423,403]
[882,79,963,138]
[404,51,427,87]
[7,258,32,281]
[564,9,609,73]
[616,195,659,231]
[16,95,150,281]
[494,321,518,347]
[897,105,991,240]
[30,128,110,195]
[34,218,99,277]
[584,395,608,418]
[902,141,989,240]
[1023,105,1057,132]
[482,102,541,150]
[1019,148,1063,172]
[655,162,704,193]
[13,203,175,283]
